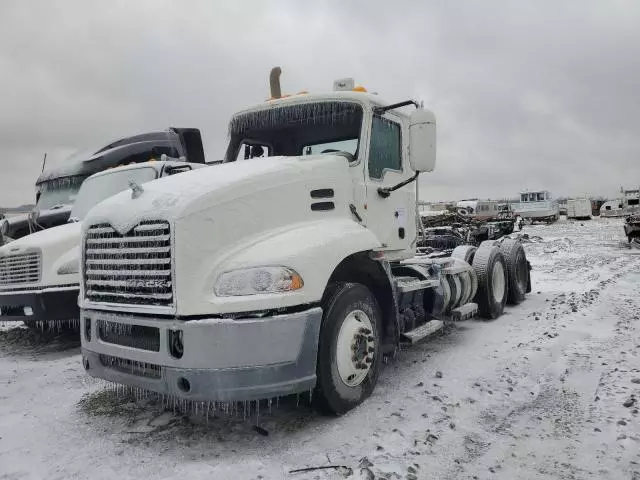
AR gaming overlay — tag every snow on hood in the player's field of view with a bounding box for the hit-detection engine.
[84,155,346,234]
[0,221,81,253]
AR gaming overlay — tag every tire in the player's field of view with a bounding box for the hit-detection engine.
[445,274,461,312]
[451,245,477,265]
[458,270,472,305]
[315,282,383,415]
[499,238,528,305]
[472,243,508,319]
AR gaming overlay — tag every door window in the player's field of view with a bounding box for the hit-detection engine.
[368,116,402,180]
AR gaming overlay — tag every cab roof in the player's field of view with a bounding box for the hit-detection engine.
[232,91,409,120]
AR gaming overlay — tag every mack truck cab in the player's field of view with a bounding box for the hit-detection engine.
[78,69,531,414]
[0,127,206,244]
[0,159,206,328]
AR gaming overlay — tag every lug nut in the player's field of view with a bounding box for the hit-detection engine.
[367,336,375,342]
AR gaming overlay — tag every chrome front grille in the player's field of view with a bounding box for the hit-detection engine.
[0,250,41,286]
[84,221,173,306]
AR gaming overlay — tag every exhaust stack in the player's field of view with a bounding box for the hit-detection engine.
[269,66,282,99]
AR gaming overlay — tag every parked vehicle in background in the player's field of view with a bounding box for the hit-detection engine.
[600,199,624,217]
[566,198,592,220]
[513,190,560,224]
[624,215,640,245]
[558,200,568,216]
[0,159,206,329]
[600,187,640,218]
[2,128,206,242]
[497,203,514,220]
[78,68,532,415]
[591,198,606,216]
[456,199,499,221]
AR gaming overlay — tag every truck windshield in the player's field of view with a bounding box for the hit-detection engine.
[36,176,86,210]
[70,167,157,221]
[225,101,363,161]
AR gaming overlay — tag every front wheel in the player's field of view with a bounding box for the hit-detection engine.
[314,282,383,415]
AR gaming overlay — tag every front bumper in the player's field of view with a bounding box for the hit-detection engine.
[0,286,79,322]
[80,307,322,402]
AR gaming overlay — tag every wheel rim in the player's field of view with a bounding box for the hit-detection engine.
[492,261,506,303]
[336,309,375,387]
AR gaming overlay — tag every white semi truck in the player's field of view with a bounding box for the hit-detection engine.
[0,159,206,328]
[78,69,531,414]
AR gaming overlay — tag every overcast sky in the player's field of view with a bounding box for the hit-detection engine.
[1,0,639,206]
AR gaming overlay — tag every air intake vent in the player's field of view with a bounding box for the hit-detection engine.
[99,354,162,379]
[97,320,160,352]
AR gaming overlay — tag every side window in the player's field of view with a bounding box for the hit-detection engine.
[368,116,402,180]
[163,165,192,176]
[236,141,271,161]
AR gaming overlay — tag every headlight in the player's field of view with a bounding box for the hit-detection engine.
[214,266,303,297]
[57,258,79,275]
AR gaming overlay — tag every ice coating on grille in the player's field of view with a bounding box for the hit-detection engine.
[84,221,173,306]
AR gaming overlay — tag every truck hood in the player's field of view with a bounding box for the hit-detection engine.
[84,155,349,233]
[0,221,82,289]
[0,221,81,253]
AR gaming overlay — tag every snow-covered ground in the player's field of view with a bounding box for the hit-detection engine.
[1,217,639,480]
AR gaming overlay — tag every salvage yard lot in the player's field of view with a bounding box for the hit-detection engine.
[1,218,639,480]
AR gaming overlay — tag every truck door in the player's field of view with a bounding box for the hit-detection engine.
[363,114,415,252]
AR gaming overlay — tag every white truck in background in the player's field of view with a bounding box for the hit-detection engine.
[456,199,500,221]
[0,159,206,328]
[566,198,592,220]
[78,68,532,415]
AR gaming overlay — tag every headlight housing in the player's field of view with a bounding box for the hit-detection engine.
[57,258,79,275]
[214,266,303,297]
[0,219,7,236]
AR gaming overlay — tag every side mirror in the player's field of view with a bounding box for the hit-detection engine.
[409,108,436,172]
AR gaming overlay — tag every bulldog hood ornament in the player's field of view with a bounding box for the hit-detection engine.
[129,180,144,199]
